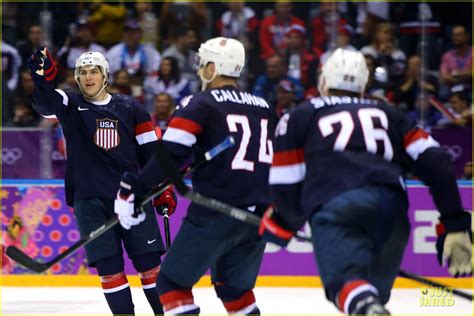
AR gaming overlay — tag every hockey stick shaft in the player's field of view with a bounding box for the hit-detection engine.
[6,136,235,273]
[398,270,472,300]
[162,207,171,249]
[155,140,472,301]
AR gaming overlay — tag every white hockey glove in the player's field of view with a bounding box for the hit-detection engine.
[114,173,146,230]
[436,213,472,277]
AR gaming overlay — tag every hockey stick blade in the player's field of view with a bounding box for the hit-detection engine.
[398,270,472,301]
[6,246,49,273]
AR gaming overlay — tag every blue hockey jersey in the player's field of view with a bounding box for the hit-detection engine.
[32,80,158,206]
[270,96,464,231]
[139,85,276,215]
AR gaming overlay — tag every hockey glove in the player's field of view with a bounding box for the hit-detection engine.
[114,173,146,230]
[259,206,294,247]
[435,212,472,277]
[153,187,177,217]
[27,46,57,82]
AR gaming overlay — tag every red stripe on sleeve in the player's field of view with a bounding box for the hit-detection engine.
[135,121,155,136]
[168,117,203,135]
[404,128,429,148]
[272,149,304,166]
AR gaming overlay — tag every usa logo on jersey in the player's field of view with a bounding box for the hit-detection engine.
[94,118,120,150]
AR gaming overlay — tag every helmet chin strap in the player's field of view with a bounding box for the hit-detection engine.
[198,68,218,91]
[77,76,108,101]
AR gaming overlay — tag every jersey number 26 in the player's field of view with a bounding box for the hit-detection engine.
[318,108,394,161]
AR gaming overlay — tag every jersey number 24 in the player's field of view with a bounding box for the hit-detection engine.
[227,114,273,171]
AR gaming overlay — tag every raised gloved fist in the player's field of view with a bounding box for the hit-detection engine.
[259,205,294,247]
[436,212,472,277]
[114,173,146,230]
[27,46,57,81]
[153,187,177,217]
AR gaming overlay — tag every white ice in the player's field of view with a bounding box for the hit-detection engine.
[1,286,472,315]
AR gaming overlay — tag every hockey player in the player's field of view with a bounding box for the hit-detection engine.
[259,48,472,315]
[115,37,275,314]
[27,47,177,315]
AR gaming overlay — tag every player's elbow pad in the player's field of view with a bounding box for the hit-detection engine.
[414,147,455,185]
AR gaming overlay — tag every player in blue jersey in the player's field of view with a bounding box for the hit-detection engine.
[27,47,177,315]
[259,49,472,315]
[115,37,275,314]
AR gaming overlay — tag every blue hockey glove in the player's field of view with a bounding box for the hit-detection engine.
[259,206,294,247]
[27,46,57,82]
[435,212,472,277]
[114,173,146,230]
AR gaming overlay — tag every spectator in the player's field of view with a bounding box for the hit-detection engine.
[353,1,390,48]
[361,22,406,88]
[275,79,297,118]
[393,55,438,112]
[162,27,199,91]
[145,56,191,105]
[407,98,442,130]
[57,68,81,94]
[133,1,160,48]
[160,2,209,47]
[253,54,303,106]
[16,24,43,68]
[9,98,38,127]
[58,20,106,70]
[319,25,357,65]
[445,90,472,127]
[363,54,390,102]
[439,25,472,99]
[110,69,133,96]
[281,25,317,91]
[462,162,472,180]
[106,19,162,82]
[17,24,43,69]
[87,1,126,48]
[392,2,442,69]
[311,1,348,59]
[151,92,175,132]
[259,1,305,60]
[2,40,22,93]
[216,1,260,89]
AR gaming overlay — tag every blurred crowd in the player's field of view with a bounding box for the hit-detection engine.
[2,1,472,134]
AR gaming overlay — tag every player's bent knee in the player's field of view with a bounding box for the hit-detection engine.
[131,251,162,272]
[214,283,259,314]
[95,255,125,276]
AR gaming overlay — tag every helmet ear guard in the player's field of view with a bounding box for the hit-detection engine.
[318,48,369,96]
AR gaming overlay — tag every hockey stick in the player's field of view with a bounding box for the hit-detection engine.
[398,270,472,300]
[162,207,171,249]
[6,136,235,273]
[154,140,473,301]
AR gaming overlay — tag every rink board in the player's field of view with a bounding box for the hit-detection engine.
[1,180,472,287]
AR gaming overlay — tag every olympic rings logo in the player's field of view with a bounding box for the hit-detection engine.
[1,147,23,165]
[442,145,463,161]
